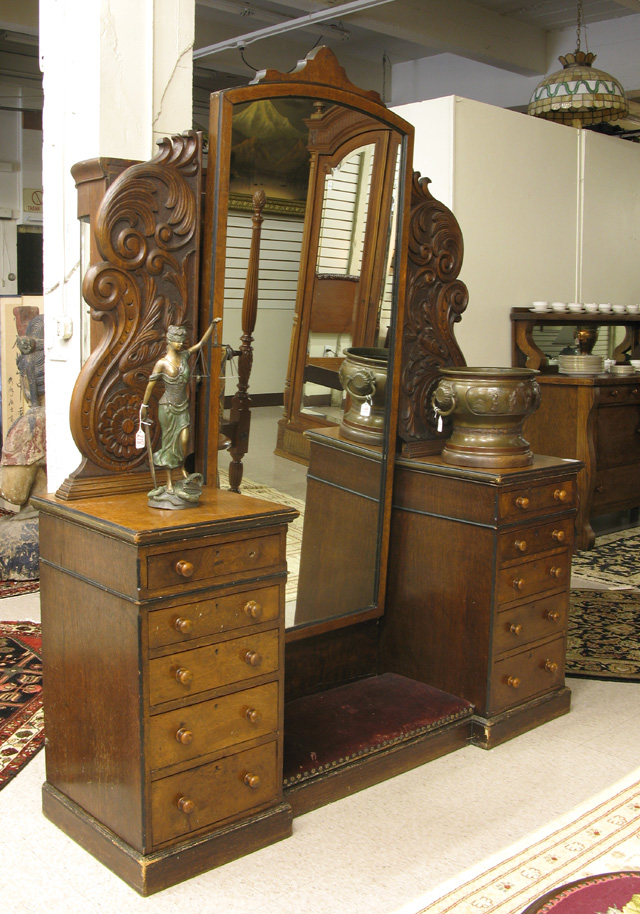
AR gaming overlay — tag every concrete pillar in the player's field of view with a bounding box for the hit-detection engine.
[40,0,194,491]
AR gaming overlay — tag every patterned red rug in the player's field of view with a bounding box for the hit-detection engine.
[0,579,39,599]
[0,621,44,790]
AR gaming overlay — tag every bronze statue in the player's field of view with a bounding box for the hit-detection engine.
[141,319,219,509]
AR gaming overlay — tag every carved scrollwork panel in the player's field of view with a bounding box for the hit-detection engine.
[61,131,203,496]
[398,173,468,451]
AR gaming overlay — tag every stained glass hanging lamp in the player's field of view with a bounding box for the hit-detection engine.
[528,0,629,127]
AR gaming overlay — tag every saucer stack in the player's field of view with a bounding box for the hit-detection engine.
[611,363,634,376]
[557,354,603,376]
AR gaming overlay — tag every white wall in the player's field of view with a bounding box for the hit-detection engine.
[395,97,583,367]
[41,0,195,492]
[580,131,640,305]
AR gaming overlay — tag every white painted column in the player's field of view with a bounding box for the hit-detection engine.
[40,0,194,491]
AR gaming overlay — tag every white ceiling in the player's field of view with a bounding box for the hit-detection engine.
[193,0,640,83]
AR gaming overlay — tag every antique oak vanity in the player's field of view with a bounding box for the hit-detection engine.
[35,49,580,895]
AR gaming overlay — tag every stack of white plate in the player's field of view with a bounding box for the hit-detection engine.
[557,354,603,376]
[611,364,634,376]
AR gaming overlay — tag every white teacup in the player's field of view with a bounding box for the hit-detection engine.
[567,303,583,312]
[604,359,616,372]
[531,301,549,311]
[627,304,639,314]
[551,301,566,312]
[598,303,612,313]
[612,304,626,314]
[584,303,598,312]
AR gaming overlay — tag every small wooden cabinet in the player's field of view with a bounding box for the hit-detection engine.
[381,455,581,748]
[522,375,640,549]
[35,489,297,895]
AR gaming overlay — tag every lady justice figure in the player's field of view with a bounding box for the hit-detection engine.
[141,319,220,509]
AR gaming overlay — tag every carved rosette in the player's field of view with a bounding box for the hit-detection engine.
[398,173,468,450]
[68,131,203,478]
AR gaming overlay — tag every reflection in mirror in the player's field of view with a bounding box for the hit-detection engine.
[205,49,412,634]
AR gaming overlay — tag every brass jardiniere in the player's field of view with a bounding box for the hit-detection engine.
[432,367,541,468]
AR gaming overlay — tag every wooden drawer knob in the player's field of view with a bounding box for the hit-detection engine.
[609,389,619,397]
[175,668,193,685]
[174,617,193,634]
[549,566,563,579]
[175,560,195,578]
[544,660,559,674]
[509,623,523,635]
[507,676,521,689]
[513,578,525,591]
[244,650,262,667]
[553,488,568,502]
[244,773,260,789]
[515,496,529,510]
[514,540,527,553]
[177,796,195,814]
[551,529,565,543]
[547,610,560,623]
[175,727,193,745]
[244,600,263,620]
[245,708,262,724]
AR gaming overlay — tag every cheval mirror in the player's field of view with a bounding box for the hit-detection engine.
[200,47,414,637]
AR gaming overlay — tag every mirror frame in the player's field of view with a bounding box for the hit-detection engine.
[198,46,414,639]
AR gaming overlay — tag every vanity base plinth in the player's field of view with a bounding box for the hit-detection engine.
[42,783,293,897]
[283,673,474,816]
[470,687,571,750]
[284,717,472,817]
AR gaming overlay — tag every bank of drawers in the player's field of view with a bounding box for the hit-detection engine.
[488,478,575,717]
[146,543,283,850]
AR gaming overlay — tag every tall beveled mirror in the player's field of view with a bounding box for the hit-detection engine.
[199,47,414,635]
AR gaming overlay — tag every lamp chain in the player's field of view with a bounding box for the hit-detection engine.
[576,0,584,52]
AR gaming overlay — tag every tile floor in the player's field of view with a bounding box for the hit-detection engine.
[2,406,639,913]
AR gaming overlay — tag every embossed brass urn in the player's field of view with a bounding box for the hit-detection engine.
[339,347,388,445]
[432,367,541,468]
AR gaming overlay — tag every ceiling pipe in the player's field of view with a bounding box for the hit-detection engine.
[193,0,396,59]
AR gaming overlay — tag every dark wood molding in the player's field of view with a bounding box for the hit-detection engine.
[398,172,468,456]
[59,131,204,499]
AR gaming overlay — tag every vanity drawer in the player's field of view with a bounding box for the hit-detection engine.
[151,740,278,847]
[148,584,280,649]
[592,463,640,512]
[598,384,640,407]
[489,635,565,715]
[596,403,640,468]
[146,533,282,594]
[148,630,279,706]
[496,552,570,606]
[493,593,566,655]
[498,479,576,522]
[497,517,573,563]
[148,681,278,771]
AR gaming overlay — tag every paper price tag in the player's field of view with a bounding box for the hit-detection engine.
[135,428,145,449]
[360,401,371,417]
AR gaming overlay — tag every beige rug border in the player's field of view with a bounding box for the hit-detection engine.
[394,766,640,914]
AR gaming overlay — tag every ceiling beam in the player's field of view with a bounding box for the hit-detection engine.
[254,0,549,74]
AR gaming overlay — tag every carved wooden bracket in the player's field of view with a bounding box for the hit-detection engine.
[58,131,203,500]
[398,173,469,456]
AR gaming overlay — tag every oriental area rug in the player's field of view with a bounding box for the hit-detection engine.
[398,767,640,914]
[571,528,640,589]
[0,621,44,790]
[566,589,640,681]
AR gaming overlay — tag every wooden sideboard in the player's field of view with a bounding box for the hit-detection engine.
[522,374,640,550]
[380,454,581,748]
[35,489,297,895]
[510,307,640,370]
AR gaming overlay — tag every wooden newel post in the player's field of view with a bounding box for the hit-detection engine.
[228,189,266,492]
